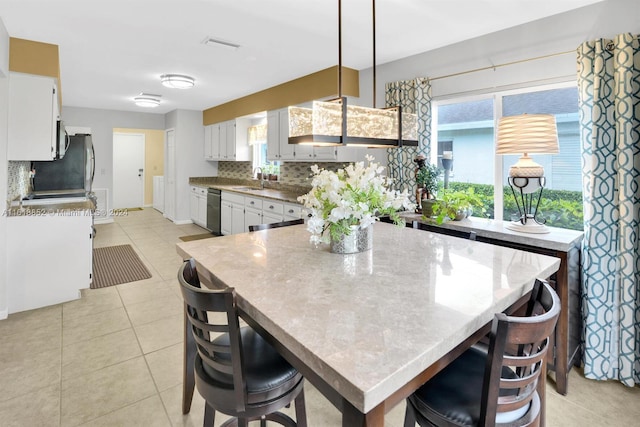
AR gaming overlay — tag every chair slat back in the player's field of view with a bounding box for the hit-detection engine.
[480,279,560,426]
[178,260,247,409]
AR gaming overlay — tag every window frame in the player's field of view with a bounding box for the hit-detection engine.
[431,80,579,222]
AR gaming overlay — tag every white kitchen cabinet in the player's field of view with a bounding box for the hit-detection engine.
[206,119,251,161]
[262,200,284,224]
[221,191,305,234]
[7,213,93,313]
[8,72,60,161]
[204,125,214,160]
[221,192,245,235]
[267,108,296,161]
[283,202,305,221]
[189,186,208,228]
[244,196,263,231]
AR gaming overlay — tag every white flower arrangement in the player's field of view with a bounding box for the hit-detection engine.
[297,156,415,245]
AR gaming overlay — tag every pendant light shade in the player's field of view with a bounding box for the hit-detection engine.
[160,74,195,89]
[288,98,418,147]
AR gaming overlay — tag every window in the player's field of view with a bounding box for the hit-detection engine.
[433,83,583,230]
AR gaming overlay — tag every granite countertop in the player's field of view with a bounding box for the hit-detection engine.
[176,221,561,414]
[6,198,96,217]
[189,177,310,204]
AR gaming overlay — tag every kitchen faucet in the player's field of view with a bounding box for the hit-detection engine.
[253,167,265,189]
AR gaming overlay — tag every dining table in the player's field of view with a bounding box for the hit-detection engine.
[176,221,561,426]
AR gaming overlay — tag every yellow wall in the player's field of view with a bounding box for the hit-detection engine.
[113,128,164,206]
[203,66,359,125]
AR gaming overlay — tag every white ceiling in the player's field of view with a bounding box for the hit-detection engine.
[0,0,603,114]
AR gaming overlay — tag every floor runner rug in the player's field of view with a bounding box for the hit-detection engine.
[92,244,152,289]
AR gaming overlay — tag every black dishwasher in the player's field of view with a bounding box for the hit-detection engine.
[206,188,221,235]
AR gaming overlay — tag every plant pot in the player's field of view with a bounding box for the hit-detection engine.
[330,225,373,254]
[421,199,439,218]
[269,174,278,181]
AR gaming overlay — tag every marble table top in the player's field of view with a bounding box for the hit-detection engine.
[176,221,560,414]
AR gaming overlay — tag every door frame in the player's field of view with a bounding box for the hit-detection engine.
[112,132,145,209]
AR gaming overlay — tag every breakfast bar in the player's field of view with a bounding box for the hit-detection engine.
[176,221,560,426]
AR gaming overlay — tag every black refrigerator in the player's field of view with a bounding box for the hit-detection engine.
[31,134,95,195]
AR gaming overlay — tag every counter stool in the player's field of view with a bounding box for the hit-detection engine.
[178,259,307,426]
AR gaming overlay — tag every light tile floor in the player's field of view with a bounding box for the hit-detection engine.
[0,208,638,426]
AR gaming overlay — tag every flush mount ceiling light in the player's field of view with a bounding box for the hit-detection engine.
[133,93,161,108]
[160,74,195,89]
[288,0,418,148]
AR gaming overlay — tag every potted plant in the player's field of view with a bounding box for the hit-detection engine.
[297,156,414,252]
[414,156,440,216]
[431,188,484,224]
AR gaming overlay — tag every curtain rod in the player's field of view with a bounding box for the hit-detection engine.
[429,49,575,82]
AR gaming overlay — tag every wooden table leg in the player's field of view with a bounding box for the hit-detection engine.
[342,399,385,427]
[553,254,569,395]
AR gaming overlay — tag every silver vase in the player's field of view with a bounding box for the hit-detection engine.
[330,225,373,254]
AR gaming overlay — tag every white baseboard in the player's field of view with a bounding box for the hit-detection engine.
[173,219,193,225]
[0,309,8,320]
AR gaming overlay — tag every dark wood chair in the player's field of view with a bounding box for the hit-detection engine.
[404,279,560,427]
[248,218,304,232]
[178,259,307,426]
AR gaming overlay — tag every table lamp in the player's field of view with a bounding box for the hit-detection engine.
[496,114,559,233]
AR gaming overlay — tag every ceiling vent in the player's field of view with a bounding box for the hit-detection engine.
[201,37,241,50]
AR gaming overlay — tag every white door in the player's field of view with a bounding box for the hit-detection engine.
[113,133,145,209]
[164,129,176,221]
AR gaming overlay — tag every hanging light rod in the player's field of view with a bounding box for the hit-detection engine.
[287,0,418,148]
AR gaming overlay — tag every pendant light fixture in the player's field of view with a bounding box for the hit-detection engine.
[287,0,418,148]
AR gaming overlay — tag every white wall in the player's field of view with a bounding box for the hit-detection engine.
[365,0,640,102]
[61,106,166,216]
[165,109,218,223]
[0,18,9,319]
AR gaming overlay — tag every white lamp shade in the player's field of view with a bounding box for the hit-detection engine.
[160,74,195,89]
[496,114,559,155]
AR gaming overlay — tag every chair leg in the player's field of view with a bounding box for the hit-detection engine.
[183,307,196,414]
[294,388,308,427]
[203,402,216,426]
[404,400,417,427]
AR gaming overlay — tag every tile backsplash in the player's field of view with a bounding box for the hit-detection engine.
[217,161,347,186]
[7,161,31,202]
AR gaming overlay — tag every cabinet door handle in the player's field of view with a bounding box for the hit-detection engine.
[288,209,294,214]
[268,205,274,210]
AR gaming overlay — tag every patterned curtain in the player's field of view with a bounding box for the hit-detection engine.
[385,78,431,196]
[577,33,640,386]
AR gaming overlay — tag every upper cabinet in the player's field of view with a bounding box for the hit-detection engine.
[267,107,360,163]
[204,119,251,162]
[8,38,62,161]
[267,109,295,161]
[8,72,60,161]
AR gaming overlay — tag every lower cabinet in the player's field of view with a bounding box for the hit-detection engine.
[7,213,93,313]
[221,191,305,235]
[189,186,208,229]
[221,191,245,235]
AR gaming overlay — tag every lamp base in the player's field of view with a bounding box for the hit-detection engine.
[505,216,550,234]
